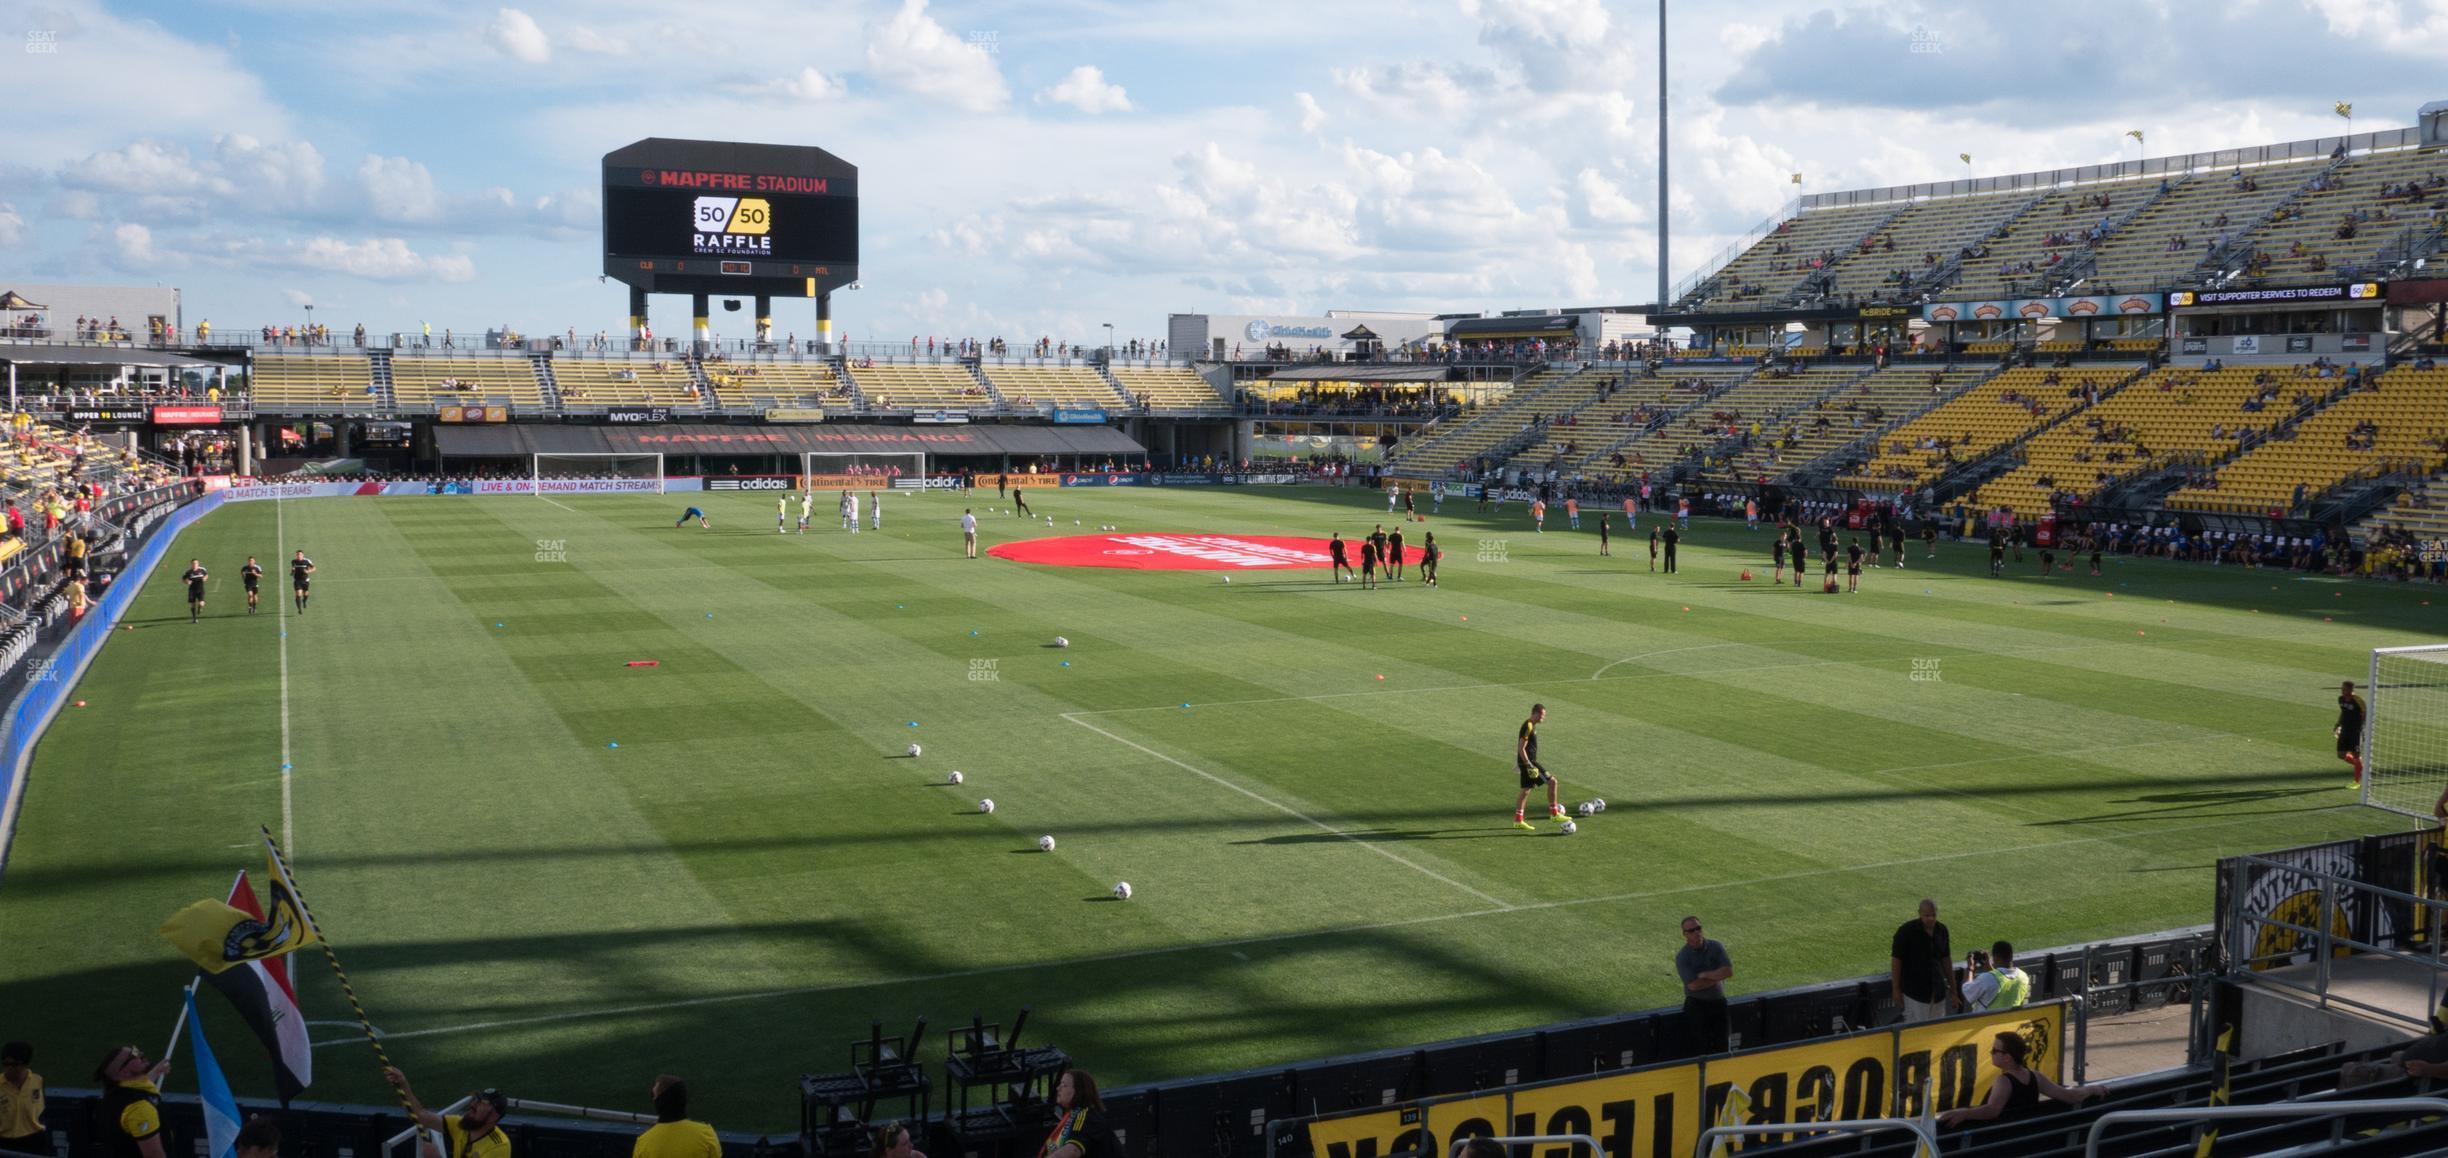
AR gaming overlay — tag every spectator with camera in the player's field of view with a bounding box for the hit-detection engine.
[1960,941,2031,1010]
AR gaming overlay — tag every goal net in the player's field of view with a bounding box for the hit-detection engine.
[2365,644,2448,818]
[803,452,927,490]
[529,453,666,493]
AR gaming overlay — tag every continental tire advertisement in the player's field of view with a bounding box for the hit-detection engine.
[1298,1003,2062,1157]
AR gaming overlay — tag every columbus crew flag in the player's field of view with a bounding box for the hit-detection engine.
[159,852,317,973]
[199,869,314,1104]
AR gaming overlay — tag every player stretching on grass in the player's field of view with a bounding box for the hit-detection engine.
[1514,703,1567,829]
[676,505,708,529]
[2338,681,2367,788]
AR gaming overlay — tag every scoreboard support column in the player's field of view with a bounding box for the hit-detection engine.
[817,291,833,352]
[755,294,773,348]
[691,292,711,350]
[629,285,649,351]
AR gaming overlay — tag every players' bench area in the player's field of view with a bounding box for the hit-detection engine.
[2168,365,2448,515]
[1835,366,2141,493]
[391,355,547,412]
[250,354,378,412]
[1965,366,2310,516]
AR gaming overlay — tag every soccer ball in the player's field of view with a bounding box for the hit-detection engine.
[979,798,995,814]
[1592,798,1608,813]
[1577,801,1596,818]
[1054,636,1070,648]
[948,770,964,785]
[1039,835,1057,852]
[1560,820,1578,835]
[1113,881,1133,900]
[1222,576,1231,584]
[1046,516,1055,526]
[1075,519,1082,525]
[907,743,922,758]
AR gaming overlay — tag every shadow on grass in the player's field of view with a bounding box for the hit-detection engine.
[2027,786,2339,827]
[1231,828,1524,846]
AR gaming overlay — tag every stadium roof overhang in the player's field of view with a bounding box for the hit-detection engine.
[0,345,220,369]
[1445,315,1579,340]
[435,422,1146,458]
[1261,365,1451,383]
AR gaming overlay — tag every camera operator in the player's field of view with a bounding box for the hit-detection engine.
[1960,941,2031,1011]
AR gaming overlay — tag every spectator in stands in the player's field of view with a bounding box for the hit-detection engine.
[1961,941,2031,1010]
[1037,1069,1117,1158]
[868,1121,925,1158]
[382,1067,511,1158]
[1456,1141,1506,1158]
[235,1117,280,1158]
[1676,915,1733,1054]
[1936,1033,2104,1128]
[0,1042,45,1156]
[94,1045,172,1158]
[633,1076,716,1158]
[1890,899,1956,1023]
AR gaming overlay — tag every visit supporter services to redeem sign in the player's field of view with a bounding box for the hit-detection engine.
[1299,1003,2062,1158]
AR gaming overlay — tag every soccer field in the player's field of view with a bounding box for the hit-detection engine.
[1,485,2433,1128]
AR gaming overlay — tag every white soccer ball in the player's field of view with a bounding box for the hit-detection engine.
[1560,819,1578,836]
[948,770,964,785]
[908,742,922,758]
[1113,881,1133,900]
[1039,835,1057,852]
[1577,801,1596,818]
[1075,519,1082,525]
[1592,798,1608,813]
[1054,636,1070,648]
[1222,576,1230,583]
[979,798,995,814]
[1045,516,1054,526]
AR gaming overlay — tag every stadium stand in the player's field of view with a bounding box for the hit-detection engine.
[250,354,378,412]
[1813,190,2031,304]
[1382,369,1568,478]
[1837,366,2141,493]
[2168,365,2448,514]
[1583,363,1854,482]
[701,360,852,411]
[837,361,996,411]
[2238,145,2448,284]
[1965,366,2313,515]
[1944,175,2173,300]
[1497,367,1650,472]
[982,364,1128,410]
[2076,157,2332,291]
[1682,202,1897,311]
[550,357,704,408]
[390,356,547,411]
[1108,365,1229,411]
[2358,472,2448,548]
[1710,364,1991,483]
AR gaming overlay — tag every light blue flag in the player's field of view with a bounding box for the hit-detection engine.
[184,988,244,1158]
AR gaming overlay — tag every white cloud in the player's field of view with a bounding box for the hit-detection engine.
[67,141,209,194]
[289,237,476,282]
[1568,168,1644,229]
[283,288,315,308]
[490,8,553,64]
[865,0,1009,113]
[0,203,24,248]
[1296,92,1327,134]
[566,26,631,56]
[213,134,325,208]
[1037,66,1132,115]
[357,155,444,224]
[113,223,157,263]
[779,66,846,101]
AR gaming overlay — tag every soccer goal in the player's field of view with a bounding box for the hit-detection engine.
[2364,644,2448,818]
[530,453,666,493]
[803,452,926,490]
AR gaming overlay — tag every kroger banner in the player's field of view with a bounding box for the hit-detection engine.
[1923,293,2163,322]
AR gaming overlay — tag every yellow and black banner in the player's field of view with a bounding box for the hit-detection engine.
[1300,1003,2062,1157]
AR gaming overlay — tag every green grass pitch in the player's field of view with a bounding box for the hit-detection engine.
[0,485,2433,1128]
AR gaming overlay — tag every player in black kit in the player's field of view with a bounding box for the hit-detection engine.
[1512,704,1567,829]
[1846,538,1865,593]
[1988,533,2007,578]
[290,549,316,613]
[241,556,265,614]
[1328,532,1352,583]
[183,559,209,623]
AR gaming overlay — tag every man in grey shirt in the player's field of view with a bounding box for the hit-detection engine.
[1676,915,1733,1055]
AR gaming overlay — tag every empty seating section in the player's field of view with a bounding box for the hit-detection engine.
[840,362,992,410]
[2080,158,2328,291]
[1817,191,2028,301]
[1712,365,1988,482]
[1581,365,1833,480]
[1389,371,1563,477]
[1109,366,1227,410]
[2169,367,2448,513]
[2242,146,2447,283]
[1966,367,2293,515]
[983,365,1125,409]
[391,357,545,410]
[704,362,848,410]
[251,355,376,410]
[1690,203,1894,310]
[1837,367,2132,491]
[1946,176,2168,300]
[552,359,701,407]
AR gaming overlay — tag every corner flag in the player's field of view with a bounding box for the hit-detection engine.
[184,988,244,1158]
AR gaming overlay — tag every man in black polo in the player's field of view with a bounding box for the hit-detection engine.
[1661,524,1679,574]
[1890,899,1956,1023]
[1676,916,1733,1054]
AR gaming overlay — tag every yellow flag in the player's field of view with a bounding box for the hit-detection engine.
[159,848,320,972]
[2335,101,2353,119]
[1708,1083,1754,1158]
[1790,173,1803,184]
[1958,152,1972,165]
[2126,129,2144,143]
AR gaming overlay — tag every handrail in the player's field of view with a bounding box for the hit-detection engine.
[1694,1118,1938,1158]
[381,1095,471,1158]
[1450,1135,1610,1158]
[2082,1098,2448,1157]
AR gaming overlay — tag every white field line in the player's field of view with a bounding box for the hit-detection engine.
[320,804,2354,1049]
[277,499,294,854]
[1061,712,1515,910]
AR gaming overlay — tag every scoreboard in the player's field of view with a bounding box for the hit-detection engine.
[601,138,858,298]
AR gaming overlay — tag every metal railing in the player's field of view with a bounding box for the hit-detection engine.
[380,1096,655,1158]
[2082,1098,2448,1157]
[1449,1134,1609,1157]
[1695,1118,1939,1158]
[2222,852,2448,1033]
[1803,127,2425,211]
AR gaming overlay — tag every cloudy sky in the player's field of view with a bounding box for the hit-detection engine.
[5,0,2444,345]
